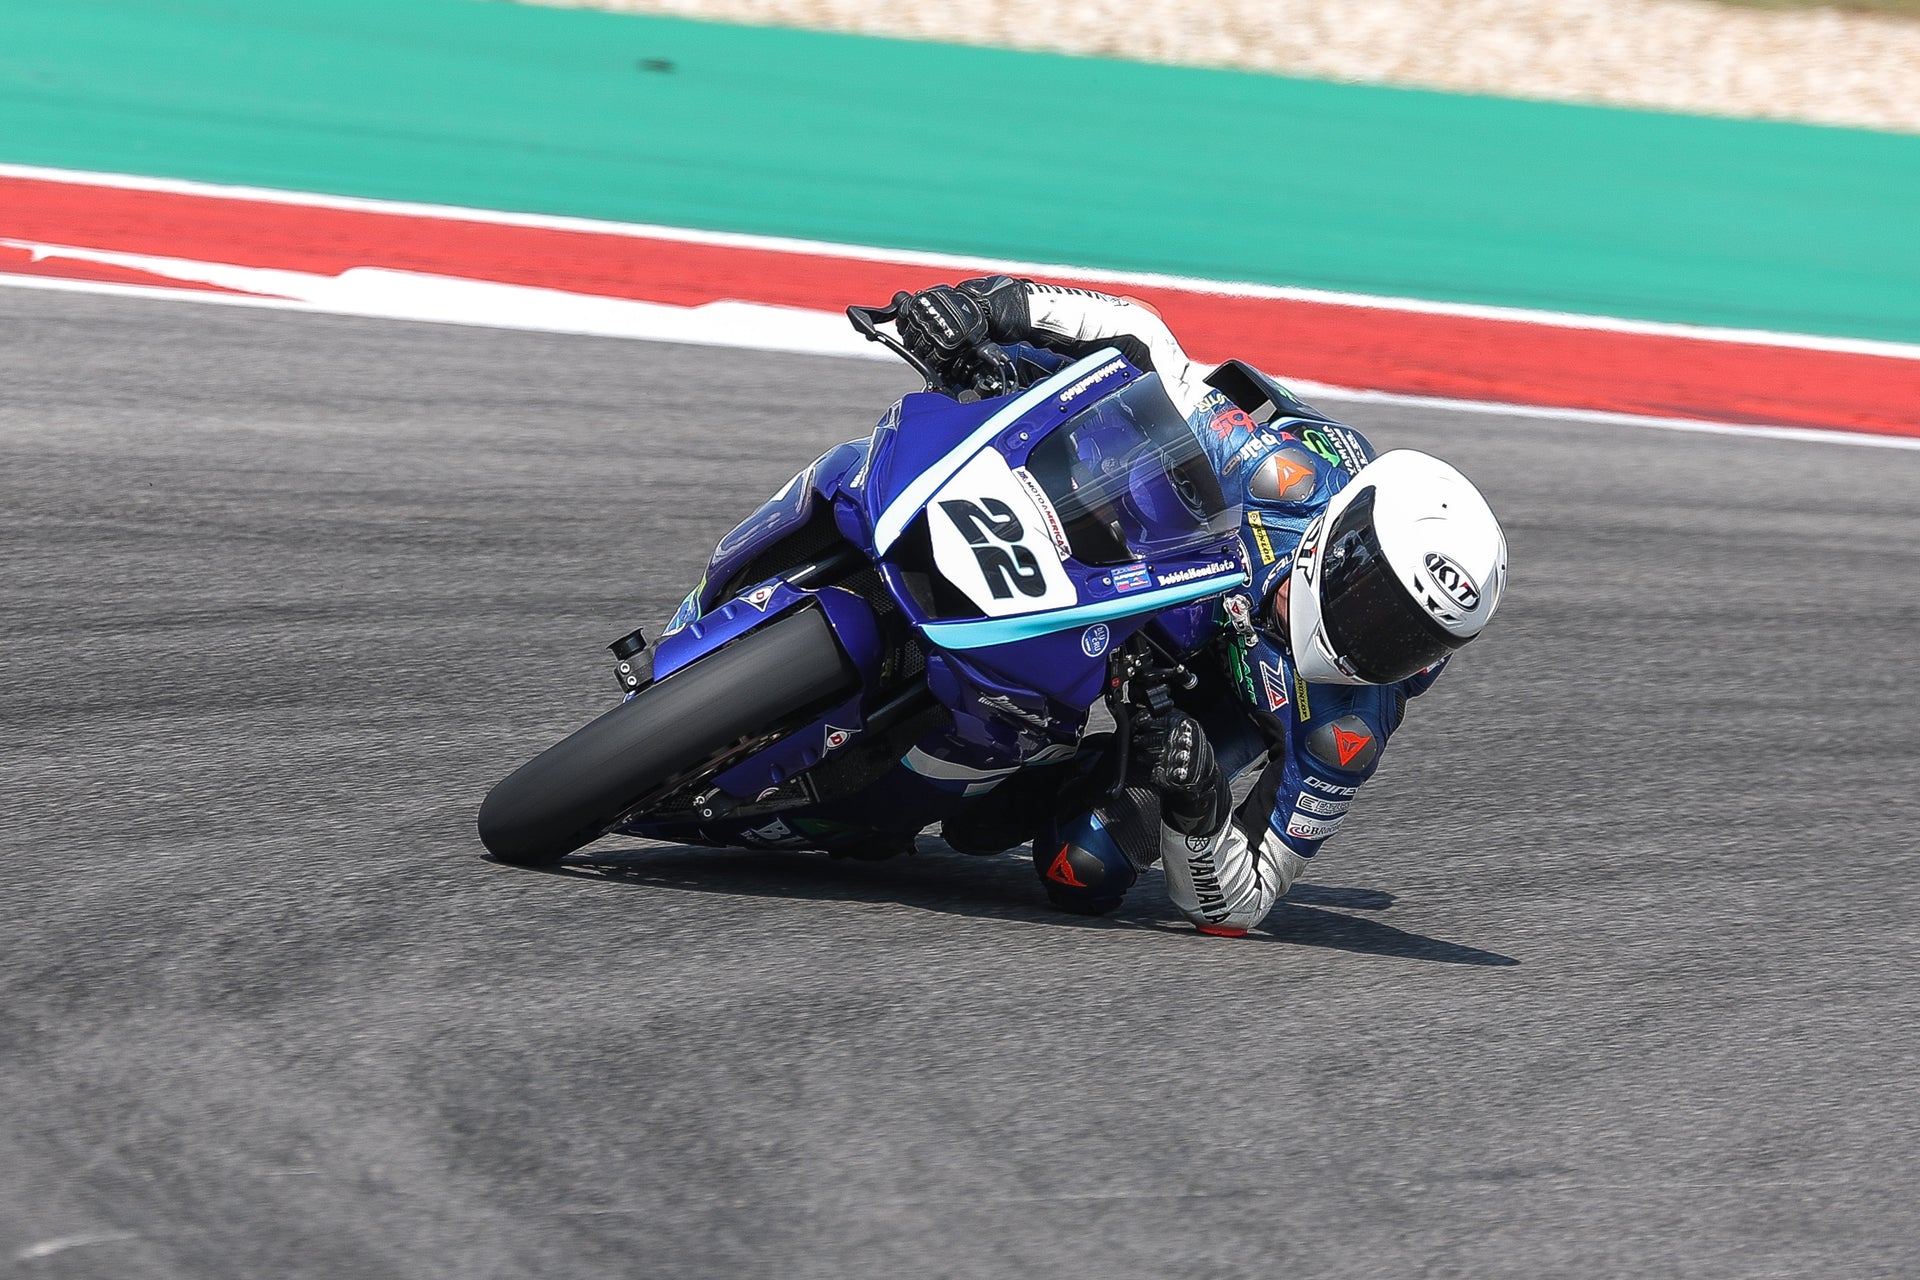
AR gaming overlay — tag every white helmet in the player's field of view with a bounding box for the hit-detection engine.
[1286,450,1507,686]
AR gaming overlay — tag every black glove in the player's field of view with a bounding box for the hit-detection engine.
[896,276,1031,367]
[1149,712,1228,838]
[896,285,987,367]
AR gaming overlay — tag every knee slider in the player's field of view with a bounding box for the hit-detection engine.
[1032,810,1138,916]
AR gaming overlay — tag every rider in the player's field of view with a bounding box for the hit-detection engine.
[896,277,1508,936]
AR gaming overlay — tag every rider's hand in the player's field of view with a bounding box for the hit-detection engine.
[896,285,990,367]
[1149,713,1226,838]
[897,277,1031,368]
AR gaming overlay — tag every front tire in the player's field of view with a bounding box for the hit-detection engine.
[478,607,858,866]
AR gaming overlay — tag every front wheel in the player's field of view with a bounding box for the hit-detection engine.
[478,607,859,866]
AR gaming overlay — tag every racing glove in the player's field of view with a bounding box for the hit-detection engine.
[1151,713,1290,937]
[1149,712,1230,840]
[896,277,1032,366]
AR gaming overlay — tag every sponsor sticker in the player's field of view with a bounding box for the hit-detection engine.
[1327,425,1374,472]
[745,584,777,611]
[1423,551,1481,611]
[823,725,857,753]
[1293,669,1311,721]
[1300,427,1342,467]
[1286,811,1344,841]
[978,693,1048,729]
[1296,792,1350,816]
[739,818,808,848]
[1259,660,1289,712]
[1209,406,1257,442]
[1301,424,1370,474]
[1156,558,1238,588]
[1013,465,1076,558]
[1057,358,1127,407]
[1080,623,1111,658]
[1227,645,1257,705]
[1112,563,1151,594]
[1294,515,1325,587]
[1246,509,1277,565]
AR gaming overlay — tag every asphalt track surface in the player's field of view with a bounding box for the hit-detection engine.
[3,287,1917,1280]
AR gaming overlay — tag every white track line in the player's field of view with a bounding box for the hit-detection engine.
[0,270,890,361]
[1287,381,1920,451]
[6,161,1918,362]
[6,269,1913,451]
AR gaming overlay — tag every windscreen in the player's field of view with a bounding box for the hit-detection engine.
[1022,376,1238,567]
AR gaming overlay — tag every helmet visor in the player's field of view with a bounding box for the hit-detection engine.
[1318,486,1468,684]
[1024,376,1238,566]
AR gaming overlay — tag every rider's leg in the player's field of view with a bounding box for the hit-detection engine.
[939,757,1080,855]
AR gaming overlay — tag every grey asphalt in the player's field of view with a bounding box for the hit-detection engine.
[2,287,1917,1280]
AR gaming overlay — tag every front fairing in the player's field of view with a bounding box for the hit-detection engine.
[863,349,1248,707]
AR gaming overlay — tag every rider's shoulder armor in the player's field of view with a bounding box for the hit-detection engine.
[1192,399,1369,606]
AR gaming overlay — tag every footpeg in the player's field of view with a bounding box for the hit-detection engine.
[609,627,654,694]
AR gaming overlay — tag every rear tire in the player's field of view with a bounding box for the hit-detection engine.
[478,607,858,866]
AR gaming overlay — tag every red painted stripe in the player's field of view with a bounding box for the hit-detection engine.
[0,242,271,297]
[4,174,1914,437]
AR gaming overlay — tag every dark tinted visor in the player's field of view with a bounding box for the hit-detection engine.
[1319,486,1468,683]
[1023,376,1237,566]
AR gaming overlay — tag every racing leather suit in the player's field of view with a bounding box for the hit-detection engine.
[959,279,1445,936]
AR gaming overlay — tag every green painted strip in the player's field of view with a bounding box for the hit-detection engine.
[3,0,1917,342]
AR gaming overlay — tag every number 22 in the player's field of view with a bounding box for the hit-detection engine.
[939,498,1048,600]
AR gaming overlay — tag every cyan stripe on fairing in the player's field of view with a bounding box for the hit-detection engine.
[919,571,1247,650]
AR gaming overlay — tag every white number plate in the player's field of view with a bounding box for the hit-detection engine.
[926,450,1079,617]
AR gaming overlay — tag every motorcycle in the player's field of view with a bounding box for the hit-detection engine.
[478,298,1278,867]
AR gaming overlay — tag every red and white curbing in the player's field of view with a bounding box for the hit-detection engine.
[3,162,1915,447]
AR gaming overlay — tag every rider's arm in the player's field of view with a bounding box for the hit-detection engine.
[1150,714,1306,937]
[953,277,1216,417]
[1155,673,1411,936]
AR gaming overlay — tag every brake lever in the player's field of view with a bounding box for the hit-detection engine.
[846,299,939,385]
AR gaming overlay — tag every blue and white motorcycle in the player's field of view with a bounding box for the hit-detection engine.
[478,298,1260,868]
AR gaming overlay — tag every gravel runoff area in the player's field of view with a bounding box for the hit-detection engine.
[525,0,1920,133]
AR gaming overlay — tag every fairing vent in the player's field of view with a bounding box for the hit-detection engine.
[716,505,847,602]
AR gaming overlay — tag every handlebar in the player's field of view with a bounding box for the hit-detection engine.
[846,296,1022,402]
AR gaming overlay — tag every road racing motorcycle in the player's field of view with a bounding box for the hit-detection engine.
[477,299,1299,866]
